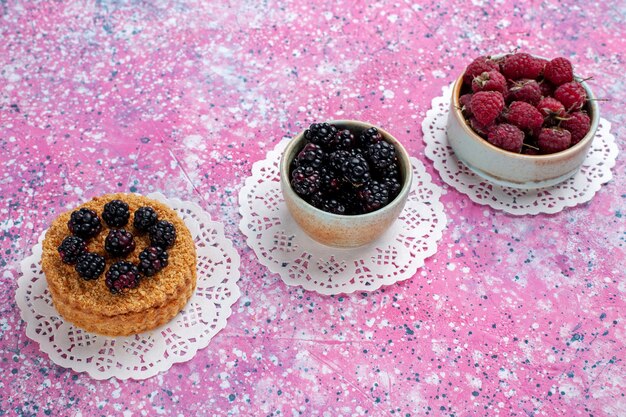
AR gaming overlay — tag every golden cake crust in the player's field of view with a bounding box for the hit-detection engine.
[41,193,197,336]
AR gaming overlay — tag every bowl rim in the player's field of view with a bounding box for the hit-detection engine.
[451,55,600,160]
[280,119,413,220]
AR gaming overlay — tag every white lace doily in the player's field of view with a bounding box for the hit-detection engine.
[423,84,619,215]
[16,192,241,380]
[238,139,447,295]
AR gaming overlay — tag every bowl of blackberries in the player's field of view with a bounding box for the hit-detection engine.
[280,120,412,248]
[446,52,599,189]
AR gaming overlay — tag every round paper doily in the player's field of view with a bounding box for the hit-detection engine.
[422,83,619,215]
[16,192,241,380]
[238,139,447,295]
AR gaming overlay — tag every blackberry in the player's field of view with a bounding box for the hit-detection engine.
[366,140,396,170]
[319,166,343,193]
[304,122,338,150]
[329,150,351,172]
[57,236,86,265]
[67,208,102,239]
[149,220,177,249]
[329,129,355,150]
[382,176,402,199]
[75,252,105,280]
[102,199,130,228]
[133,206,158,233]
[138,246,169,277]
[105,261,141,294]
[104,229,136,257]
[295,143,325,169]
[308,192,347,215]
[357,180,390,213]
[358,127,384,147]
[340,152,371,185]
[291,166,321,197]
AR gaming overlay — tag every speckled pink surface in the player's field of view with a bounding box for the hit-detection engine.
[1,1,625,416]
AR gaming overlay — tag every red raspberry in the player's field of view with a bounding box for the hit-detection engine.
[538,128,572,154]
[501,53,545,80]
[459,94,473,117]
[505,101,543,134]
[537,97,566,118]
[561,111,591,145]
[471,70,507,95]
[539,80,555,97]
[470,91,505,126]
[544,57,574,86]
[486,123,524,153]
[554,81,587,111]
[506,79,542,106]
[469,117,490,138]
[463,56,500,85]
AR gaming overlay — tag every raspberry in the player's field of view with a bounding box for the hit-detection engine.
[67,208,102,239]
[57,236,86,265]
[358,127,384,147]
[295,143,325,169]
[357,180,390,213]
[470,91,505,126]
[149,220,177,249]
[304,122,338,150]
[544,57,574,86]
[506,101,544,134]
[459,94,473,118]
[330,129,355,150]
[105,261,141,294]
[133,206,158,233]
[501,53,545,80]
[471,70,507,95]
[537,97,566,119]
[486,123,524,153]
[101,199,130,228]
[366,140,396,170]
[561,111,591,145]
[506,79,541,106]
[463,56,500,85]
[138,246,169,277]
[539,80,555,97]
[75,252,105,280]
[340,151,371,185]
[104,229,136,257]
[538,128,572,154]
[291,165,321,196]
[554,81,587,111]
[469,117,490,138]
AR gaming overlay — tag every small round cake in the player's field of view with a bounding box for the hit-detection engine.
[41,193,197,336]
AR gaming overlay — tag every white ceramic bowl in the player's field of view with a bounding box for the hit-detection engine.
[446,66,599,189]
[280,120,412,248]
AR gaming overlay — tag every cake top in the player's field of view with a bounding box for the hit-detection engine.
[41,193,196,317]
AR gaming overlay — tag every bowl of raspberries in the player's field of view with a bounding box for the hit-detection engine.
[280,120,412,247]
[446,52,599,189]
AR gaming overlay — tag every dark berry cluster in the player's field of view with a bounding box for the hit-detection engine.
[58,199,176,294]
[290,123,403,215]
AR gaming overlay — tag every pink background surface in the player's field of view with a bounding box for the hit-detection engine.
[1,1,625,416]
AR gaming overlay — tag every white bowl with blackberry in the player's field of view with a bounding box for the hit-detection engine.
[280,120,412,248]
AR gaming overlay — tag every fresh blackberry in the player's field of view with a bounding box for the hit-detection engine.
[319,166,343,193]
[304,122,338,150]
[149,220,177,249]
[383,176,402,199]
[358,127,384,147]
[308,192,347,215]
[133,206,158,234]
[291,165,321,197]
[340,151,371,185]
[57,236,86,265]
[366,140,396,170]
[329,150,351,172]
[75,252,105,280]
[329,129,355,150]
[67,208,102,239]
[105,261,141,294]
[138,246,169,277]
[295,143,325,169]
[101,199,130,228]
[104,229,136,257]
[357,180,390,213]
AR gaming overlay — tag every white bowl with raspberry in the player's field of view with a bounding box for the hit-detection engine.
[280,120,413,248]
[446,53,600,189]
